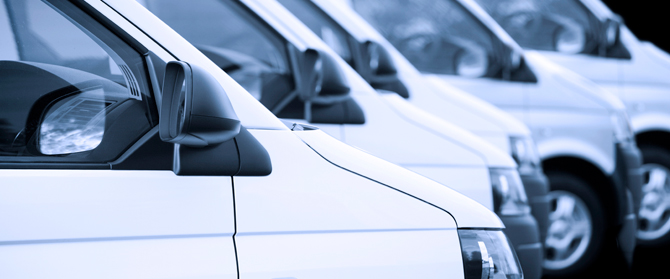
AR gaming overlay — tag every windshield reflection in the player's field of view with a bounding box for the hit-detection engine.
[352,0,501,77]
[474,0,599,54]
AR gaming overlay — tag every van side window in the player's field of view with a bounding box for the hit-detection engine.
[141,0,294,103]
[0,0,156,162]
[142,0,364,124]
[0,2,18,60]
[278,0,354,66]
[351,0,503,79]
[474,0,601,55]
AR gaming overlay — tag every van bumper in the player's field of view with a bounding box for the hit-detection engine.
[615,141,643,215]
[501,214,543,279]
[619,190,637,265]
[611,141,643,266]
[521,171,550,243]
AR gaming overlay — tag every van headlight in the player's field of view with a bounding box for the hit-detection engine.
[459,229,524,279]
[610,112,633,143]
[509,136,541,175]
[490,168,531,216]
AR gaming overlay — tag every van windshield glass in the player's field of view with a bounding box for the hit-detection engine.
[278,0,353,65]
[351,0,502,77]
[474,0,600,54]
[140,0,291,101]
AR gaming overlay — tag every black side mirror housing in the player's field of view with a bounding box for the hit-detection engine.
[355,41,409,98]
[159,61,241,147]
[599,19,631,59]
[273,47,364,124]
[159,61,271,176]
[295,49,351,105]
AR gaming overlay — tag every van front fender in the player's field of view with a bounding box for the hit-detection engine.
[537,137,614,175]
[630,112,670,135]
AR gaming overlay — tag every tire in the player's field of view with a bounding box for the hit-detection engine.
[632,146,670,278]
[636,145,670,246]
[542,172,607,278]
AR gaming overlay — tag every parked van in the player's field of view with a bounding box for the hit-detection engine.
[475,0,670,248]
[348,0,643,277]
[275,1,549,278]
[0,0,524,278]
[139,0,542,276]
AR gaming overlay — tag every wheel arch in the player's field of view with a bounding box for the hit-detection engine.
[636,129,670,152]
[631,112,670,141]
[542,156,623,228]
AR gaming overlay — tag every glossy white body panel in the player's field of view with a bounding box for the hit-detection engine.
[404,166,493,209]
[234,129,466,278]
[436,53,620,175]
[295,129,505,228]
[309,90,500,209]
[251,0,517,211]
[0,170,237,279]
[2,238,236,279]
[236,230,462,279]
[537,26,670,138]
[313,0,531,155]
[235,130,458,233]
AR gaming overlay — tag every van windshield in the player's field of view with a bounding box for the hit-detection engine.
[350,0,504,78]
[474,0,600,54]
[140,0,292,101]
[278,0,353,66]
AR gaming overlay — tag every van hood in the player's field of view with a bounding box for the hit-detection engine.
[296,129,504,229]
[422,75,531,137]
[524,51,625,112]
[378,92,517,168]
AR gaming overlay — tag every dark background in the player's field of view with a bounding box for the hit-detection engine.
[601,2,669,278]
[604,1,670,52]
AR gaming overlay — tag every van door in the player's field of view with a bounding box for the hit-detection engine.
[0,1,236,278]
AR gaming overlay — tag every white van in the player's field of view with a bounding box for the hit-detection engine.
[474,0,670,248]
[348,0,643,277]
[0,0,524,278]
[275,1,548,278]
[138,0,541,276]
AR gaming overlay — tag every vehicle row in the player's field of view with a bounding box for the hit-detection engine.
[2,0,667,279]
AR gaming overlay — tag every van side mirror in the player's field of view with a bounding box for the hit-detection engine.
[273,47,364,124]
[295,48,351,120]
[355,41,409,98]
[159,61,271,176]
[599,19,631,59]
[159,61,241,147]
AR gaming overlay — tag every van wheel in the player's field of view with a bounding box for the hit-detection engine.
[637,146,670,245]
[542,172,606,277]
